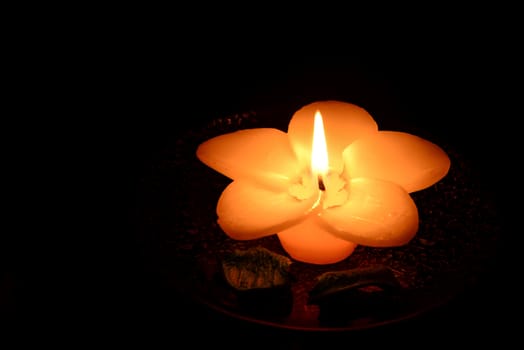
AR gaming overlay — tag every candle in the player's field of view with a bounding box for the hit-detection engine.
[196,100,450,264]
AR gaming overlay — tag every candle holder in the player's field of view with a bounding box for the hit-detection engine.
[138,102,502,331]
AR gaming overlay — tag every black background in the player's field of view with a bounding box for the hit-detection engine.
[3,24,516,347]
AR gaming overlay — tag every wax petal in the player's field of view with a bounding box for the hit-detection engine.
[217,180,319,240]
[342,131,451,193]
[319,178,419,247]
[288,100,378,174]
[277,215,358,265]
[197,128,300,191]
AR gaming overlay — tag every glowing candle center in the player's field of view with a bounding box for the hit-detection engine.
[311,111,329,191]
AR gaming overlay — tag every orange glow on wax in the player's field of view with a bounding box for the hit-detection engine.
[196,100,451,265]
[277,110,358,264]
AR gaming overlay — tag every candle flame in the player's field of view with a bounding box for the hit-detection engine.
[311,111,329,186]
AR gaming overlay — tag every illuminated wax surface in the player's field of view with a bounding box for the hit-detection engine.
[197,101,450,264]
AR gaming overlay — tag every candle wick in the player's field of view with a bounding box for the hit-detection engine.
[318,175,326,191]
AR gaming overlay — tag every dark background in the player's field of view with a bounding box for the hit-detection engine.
[4,28,515,347]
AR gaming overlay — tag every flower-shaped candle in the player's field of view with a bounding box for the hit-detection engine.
[196,100,451,264]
